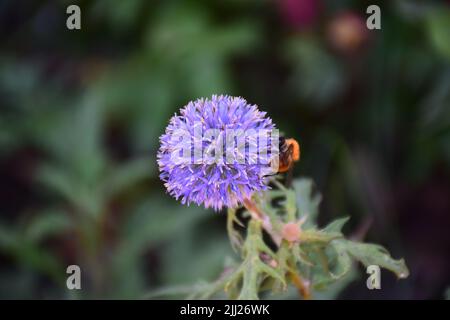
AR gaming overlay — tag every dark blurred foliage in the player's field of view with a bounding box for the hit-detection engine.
[0,0,449,299]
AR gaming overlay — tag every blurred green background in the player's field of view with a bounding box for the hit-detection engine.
[0,0,449,299]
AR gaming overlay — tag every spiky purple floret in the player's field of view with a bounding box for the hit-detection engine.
[157,95,276,211]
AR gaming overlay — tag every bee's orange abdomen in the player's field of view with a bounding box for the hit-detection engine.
[286,139,300,162]
[278,163,291,173]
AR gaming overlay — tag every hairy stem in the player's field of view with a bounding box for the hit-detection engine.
[288,268,311,300]
[243,198,282,246]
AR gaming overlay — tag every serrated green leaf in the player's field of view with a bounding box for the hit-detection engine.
[328,240,353,280]
[223,220,285,300]
[322,217,349,233]
[293,178,321,227]
[336,240,409,279]
[300,229,342,244]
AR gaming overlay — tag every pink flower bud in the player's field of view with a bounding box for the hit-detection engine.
[282,222,302,242]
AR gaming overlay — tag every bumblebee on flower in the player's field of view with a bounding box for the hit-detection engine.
[157,95,282,210]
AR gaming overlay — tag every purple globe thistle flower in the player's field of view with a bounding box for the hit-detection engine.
[157,95,278,211]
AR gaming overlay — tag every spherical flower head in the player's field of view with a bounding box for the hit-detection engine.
[157,95,278,211]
